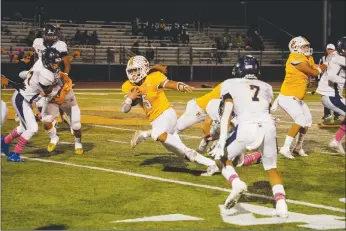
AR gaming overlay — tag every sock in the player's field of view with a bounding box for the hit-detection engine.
[46,127,58,140]
[164,133,186,151]
[294,133,306,150]
[272,184,286,201]
[4,127,21,144]
[221,165,239,184]
[141,130,152,139]
[335,124,346,142]
[243,152,262,166]
[194,154,215,166]
[282,135,294,149]
[75,137,81,144]
[13,136,29,153]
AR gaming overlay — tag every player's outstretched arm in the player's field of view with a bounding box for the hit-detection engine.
[122,88,141,113]
[161,80,194,92]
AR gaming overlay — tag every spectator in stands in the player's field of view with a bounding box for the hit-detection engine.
[231,33,245,49]
[244,35,252,49]
[131,40,141,55]
[36,29,43,38]
[1,47,4,55]
[145,42,155,62]
[159,19,165,40]
[8,46,14,63]
[17,48,24,60]
[73,29,82,45]
[106,47,115,64]
[132,17,140,35]
[26,30,36,46]
[252,30,264,51]
[1,26,11,35]
[181,28,190,44]
[82,30,90,45]
[90,31,101,45]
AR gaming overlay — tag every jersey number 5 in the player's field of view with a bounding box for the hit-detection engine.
[142,95,152,109]
[250,85,260,101]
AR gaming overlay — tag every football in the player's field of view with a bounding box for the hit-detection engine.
[130,87,142,106]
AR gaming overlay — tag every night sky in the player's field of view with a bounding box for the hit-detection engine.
[1,0,345,49]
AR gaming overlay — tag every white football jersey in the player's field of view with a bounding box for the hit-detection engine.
[206,99,222,122]
[317,52,346,97]
[19,64,61,103]
[32,38,67,71]
[220,78,273,124]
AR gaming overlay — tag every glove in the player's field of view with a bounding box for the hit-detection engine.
[41,115,54,123]
[208,141,224,160]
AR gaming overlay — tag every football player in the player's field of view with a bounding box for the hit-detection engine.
[42,72,83,155]
[122,56,219,176]
[201,98,262,167]
[271,36,327,159]
[1,48,63,162]
[1,100,8,127]
[316,36,346,154]
[210,55,288,218]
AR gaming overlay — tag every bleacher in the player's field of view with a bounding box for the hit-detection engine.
[1,19,287,66]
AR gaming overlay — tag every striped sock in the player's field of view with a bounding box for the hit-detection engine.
[13,136,29,153]
[335,124,346,142]
[4,128,20,144]
[243,152,262,166]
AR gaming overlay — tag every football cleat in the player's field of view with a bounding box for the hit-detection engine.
[292,148,308,157]
[1,136,10,156]
[224,178,247,209]
[47,136,59,152]
[201,164,220,176]
[75,142,84,155]
[197,138,209,153]
[207,141,218,155]
[275,199,289,218]
[329,138,345,155]
[322,114,333,120]
[7,152,24,162]
[279,147,295,160]
[130,130,145,149]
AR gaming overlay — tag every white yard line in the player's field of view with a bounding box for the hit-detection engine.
[108,139,129,144]
[2,153,344,214]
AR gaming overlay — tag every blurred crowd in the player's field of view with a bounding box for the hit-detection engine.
[132,18,190,44]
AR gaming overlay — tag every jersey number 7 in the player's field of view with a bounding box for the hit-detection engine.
[250,85,260,101]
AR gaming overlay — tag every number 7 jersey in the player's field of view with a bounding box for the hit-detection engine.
[220,78,274,124]
[122,71,171,122]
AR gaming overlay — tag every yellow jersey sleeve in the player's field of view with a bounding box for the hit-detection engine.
[195,83,222,111]
[121,80,135,95]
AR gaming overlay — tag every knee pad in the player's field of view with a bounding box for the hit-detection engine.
[294,113,306,127]
[72,122,81,131]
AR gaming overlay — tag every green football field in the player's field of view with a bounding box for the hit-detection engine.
[1,87,345,230]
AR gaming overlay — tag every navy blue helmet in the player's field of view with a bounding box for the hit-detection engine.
[336,36,346,56]
[43,24,59,47]
[42,47,62,73]
[232,55,260,79]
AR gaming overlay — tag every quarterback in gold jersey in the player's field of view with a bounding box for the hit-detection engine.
[122,56,218,176]
[271,36,327,159]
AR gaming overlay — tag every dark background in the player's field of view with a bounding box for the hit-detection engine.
[1,0,345,49]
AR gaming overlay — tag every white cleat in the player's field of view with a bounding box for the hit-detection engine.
[279,147,295,160]
[293,148,308,157]
[201,164,220,176]
[275,199,289,218]
[197,138,209,153]
[329,138,345,155]
[224,178,247,209]
[130,130,145,149]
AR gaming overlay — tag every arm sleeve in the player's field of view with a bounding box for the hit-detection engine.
[121,98,132,113]
[152,72,168,89]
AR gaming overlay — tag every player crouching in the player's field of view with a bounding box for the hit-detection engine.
[44,72,83,155]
